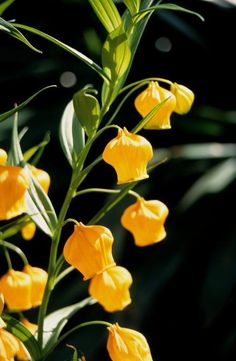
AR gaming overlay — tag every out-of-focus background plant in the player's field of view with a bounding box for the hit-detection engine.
[0,0,236,360]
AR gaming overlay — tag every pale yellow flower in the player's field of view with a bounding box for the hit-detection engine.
[23,265,48,307]
[134,81,176,129]
[170,82,194,114]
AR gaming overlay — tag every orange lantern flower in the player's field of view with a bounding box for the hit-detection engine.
[0,269,32,311]
[102,127,153,184]
[107,323,153,361]
[23,265,48,307]
[121,197,169,246]
[0,165,30,221]
[170,82,194,114]
[63,223,115,280]
[134,81,176,129]
[21,318,38,335]
[89,266,132,312]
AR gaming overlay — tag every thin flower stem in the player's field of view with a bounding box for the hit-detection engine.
[119,77,173,95]
[74,187,141,199]
[0,239,29,266]
[54,266,75,286]
[3,246,12,269]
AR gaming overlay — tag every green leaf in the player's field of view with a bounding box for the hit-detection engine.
[102,24,131,105]
[0,215,30,239]
[73,86,100,138]
[13,22,109,82]
[123,0,140,14]
[23,132,51,164]
[25,173,58,237]
[88,0,122,33]
[8,114,24,166]
[59,100,85,168]
[0,85,56,123]
[41,297,95,354]
[0,16,42,52]
[178,159,236,211]
[0,0,14,15]
[132,3,204,24]
[2,313,42,360]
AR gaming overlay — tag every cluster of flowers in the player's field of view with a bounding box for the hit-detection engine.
[0,79,194,360]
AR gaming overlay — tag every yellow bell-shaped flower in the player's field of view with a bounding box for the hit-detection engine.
[21,165,51,240]
[0,165,30,220]
[0,269,32,311]
[0,149,7,166]
[0,293,6,329]
[102,127,153,184]
[170,82,195,114]
[89,266,132,312]
[121,197,169,246]
[15,339,31,361]
[107,323,153,361]
[63,223,115,280]
[134,81,176,129]
[0,328,19,360]
[23,265,48,307]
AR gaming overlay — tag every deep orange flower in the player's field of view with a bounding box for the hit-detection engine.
[170,82,194,114]
[0,165,30,220]
[23,265,48,307]
[102,127,153,184]
[134,81,176,129]
[121,197,169,246]
[0,269,32,311]
[107,323,153,361]
[89,266,132,312]
[63,223,115,280]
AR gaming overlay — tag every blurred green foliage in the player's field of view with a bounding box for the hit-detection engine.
[1,0,236,360]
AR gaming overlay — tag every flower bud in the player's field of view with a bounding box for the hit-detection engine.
[63,223,115,280]
[0,166,30,220]
[0,269,32,311]
[134,81,176,129]
[121,197,169,246]
[170,82,194,114]
[102,127,153,184]
[89,266,132,312]
[23,265,48,307]
[107,323,153,361]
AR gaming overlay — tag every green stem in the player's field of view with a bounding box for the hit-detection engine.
[3,245,12,269]
[75,187,140,199]
[118,76,173,94]
[0,239,29,266]
[54,266,75,286]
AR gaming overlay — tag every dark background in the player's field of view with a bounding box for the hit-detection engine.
[1,0,236,360]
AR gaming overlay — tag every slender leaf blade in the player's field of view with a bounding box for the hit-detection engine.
[0,85,56,123]
[123,0,140,14]
[2,314,41,360]
[0,0,15,15]
[88,0,122,33]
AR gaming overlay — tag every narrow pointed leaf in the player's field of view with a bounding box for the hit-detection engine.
[23,132,50,164]
[133,3,204,24]
[41,297,95,353]
[0,16,42,52]
[0,0,14,15]
[2,314,41,360]
[13,23,109,81]
[123,0,140,14]
[59,100,85,168]
[88,0,122,33]
[0,85,56,123]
